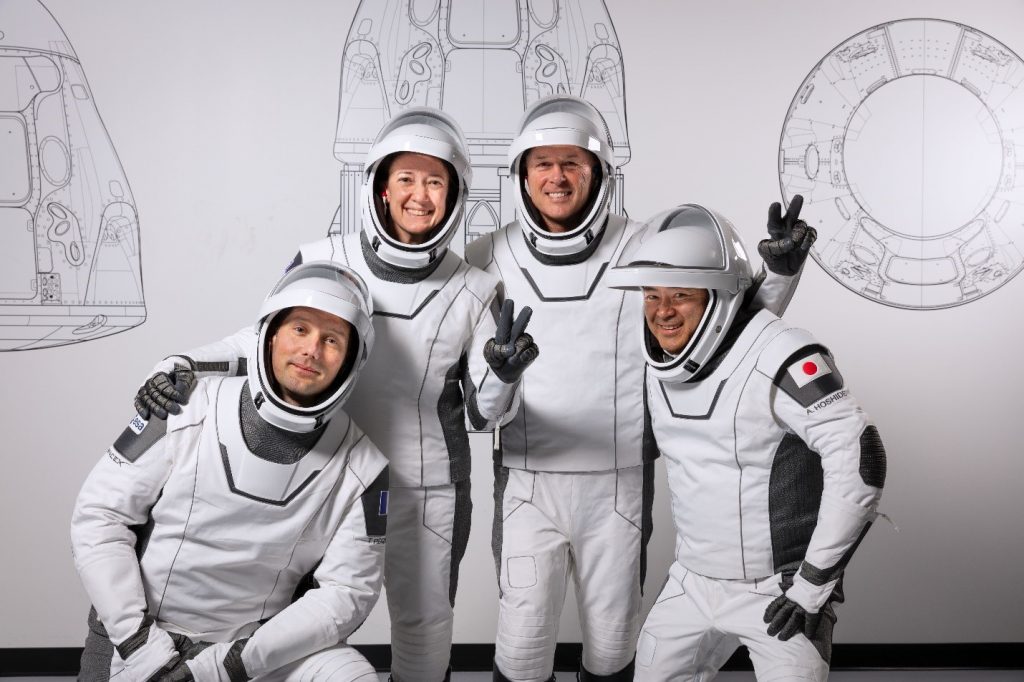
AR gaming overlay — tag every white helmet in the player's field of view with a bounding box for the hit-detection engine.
[508,96,615,258]
[248,261,375,432]
[361,107,472,270]
[606,204,753,383]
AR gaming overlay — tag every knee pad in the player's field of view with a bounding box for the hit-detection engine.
[494,609,560,682]
[578,657,634,682]
[580,616,639,676]
[390,619,452,682]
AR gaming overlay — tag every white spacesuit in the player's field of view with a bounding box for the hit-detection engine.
[72,262,389,682]
[606,205,887,681]
[465,97,805,682]
[133,109,535,682]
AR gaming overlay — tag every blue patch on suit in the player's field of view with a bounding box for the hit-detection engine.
[360,467,389,538]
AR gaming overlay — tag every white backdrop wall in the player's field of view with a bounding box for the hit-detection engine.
[2,0,1023,648]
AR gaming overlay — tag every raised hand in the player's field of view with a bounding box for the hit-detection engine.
[483,299,539,384]
[758,194,817,276]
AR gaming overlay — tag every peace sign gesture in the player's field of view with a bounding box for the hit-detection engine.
[758,194,817,276]
[484,299,539,383]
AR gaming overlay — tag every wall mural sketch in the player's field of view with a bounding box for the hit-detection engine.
[780,18,1024,309]
[0,0,144,351]
[329,0,630,250]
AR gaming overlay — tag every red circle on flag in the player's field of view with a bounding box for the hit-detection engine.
[802,361,818,375]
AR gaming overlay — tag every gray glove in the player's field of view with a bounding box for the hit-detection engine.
[763,593,822,641]
[483,299,539,384]
[110,620,180,682]
[134,362,196,420]
[758,194,817,276]
[164,639,248,682]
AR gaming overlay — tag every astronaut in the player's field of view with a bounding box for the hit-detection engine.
[464,96,815,682]
[606,205,887,681]
[71,261,388,681]
[133,108,537,682]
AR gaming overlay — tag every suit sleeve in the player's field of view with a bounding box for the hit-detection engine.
[750,265,802,317]
[149,326,257,382]
[239,452,388,676]
[70,414,178,645]
[770,346,886,612]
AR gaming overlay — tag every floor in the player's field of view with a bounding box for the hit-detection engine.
[9,673,1024,681]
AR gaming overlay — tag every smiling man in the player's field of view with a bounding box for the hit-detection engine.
[607,205,886,682]
[466,96,816,682]
[641,287,710,356]
[269,306,353,405]
[72,262,390,682]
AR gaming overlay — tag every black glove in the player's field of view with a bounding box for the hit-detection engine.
[758,194,817,276]
[483,299,539,384]
[763,593,822,642]
[134,363,196,420]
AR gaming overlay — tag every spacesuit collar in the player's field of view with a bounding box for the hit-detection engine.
[239,380,326,464]
[360,231,445,284]
[521,213,610,266]
[689,304,761,383]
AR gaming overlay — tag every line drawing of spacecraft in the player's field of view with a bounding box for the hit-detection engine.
[779,18,1024,310]
[329,0,630,253]
[0,0,144,351]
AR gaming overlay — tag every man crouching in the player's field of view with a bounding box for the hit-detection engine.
[607,205,886,681]
[71,261,388,682]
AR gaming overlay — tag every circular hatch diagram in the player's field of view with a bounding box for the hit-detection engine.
[779,18,1024,309]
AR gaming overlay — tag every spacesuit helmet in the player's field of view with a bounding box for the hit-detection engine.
[362,107,472,270]
[508,96,616,257]
[249,261,375,433]
[606,204,753,383]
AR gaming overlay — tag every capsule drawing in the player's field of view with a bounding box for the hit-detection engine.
[329,0,630,251]
[0,0,144,350]
[779,18,1024,309]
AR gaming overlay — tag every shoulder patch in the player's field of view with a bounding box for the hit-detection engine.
[112,413,169,463]
[359,467,389,541]
[774,345,845,408]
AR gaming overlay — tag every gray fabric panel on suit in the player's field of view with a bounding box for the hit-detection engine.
[239,382,325,464]
[491,464,511,590]
[449,478,473,606]
[769,432,824,574]
[859,425,887,488]
[438,359,473,481]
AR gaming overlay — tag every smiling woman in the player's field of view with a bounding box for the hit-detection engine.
[379,152,453,244]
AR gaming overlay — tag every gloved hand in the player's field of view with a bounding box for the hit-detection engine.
[165,639,249,682]
[763,593,822,641]
[483,299,539,384]
[134,358,196,420]
[109,620,180,682]
[758,194,817,276]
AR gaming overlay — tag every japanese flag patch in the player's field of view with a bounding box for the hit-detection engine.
[775,347,845,408]
[788,352,832,388]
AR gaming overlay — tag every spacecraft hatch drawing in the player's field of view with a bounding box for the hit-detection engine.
[0,0,144,351]
[330,0,630,252]
[780,18,1024,309]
